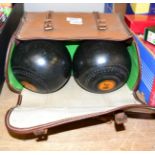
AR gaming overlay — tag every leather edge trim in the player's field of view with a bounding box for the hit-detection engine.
[4,35,21,94]
[5,103,154,135]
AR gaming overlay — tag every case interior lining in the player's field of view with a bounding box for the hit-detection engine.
[9,77,140,128]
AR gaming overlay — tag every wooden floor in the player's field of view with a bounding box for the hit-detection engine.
[1,82,155,151]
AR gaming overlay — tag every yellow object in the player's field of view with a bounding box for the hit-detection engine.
[130,3,150,14]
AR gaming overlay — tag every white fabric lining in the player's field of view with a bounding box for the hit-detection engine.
[9,77,139,128]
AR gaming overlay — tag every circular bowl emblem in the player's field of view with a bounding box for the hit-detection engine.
[97,80,116,91]
[21,81,37,92]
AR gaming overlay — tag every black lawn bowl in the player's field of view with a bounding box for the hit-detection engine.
[73,40,131,93]
[11,40,71,94]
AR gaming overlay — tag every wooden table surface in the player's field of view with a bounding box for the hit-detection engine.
[1,82,155,151]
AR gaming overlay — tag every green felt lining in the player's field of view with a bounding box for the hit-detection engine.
[8,43,23,90]
[127,42,139,90]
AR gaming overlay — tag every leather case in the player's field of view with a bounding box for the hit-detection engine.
[4,12,155,140]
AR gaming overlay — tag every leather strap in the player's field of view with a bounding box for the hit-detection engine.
[93,11,107,31]
[114,111,127,125]
[33,129,48,141]
[44,11,107,31]
[44,11,53,31]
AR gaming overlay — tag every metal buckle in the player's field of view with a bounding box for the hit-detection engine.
[93,12,107,31]
[44,11,53,31]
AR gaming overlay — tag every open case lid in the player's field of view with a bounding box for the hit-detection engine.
[16,11,132,41]
[6,76,155,139]
[6,78,141,132]
[5,12,155,139]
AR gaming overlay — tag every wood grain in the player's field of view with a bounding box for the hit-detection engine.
[1,82,155,151]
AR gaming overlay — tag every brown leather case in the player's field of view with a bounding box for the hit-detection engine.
[4,12,155,141]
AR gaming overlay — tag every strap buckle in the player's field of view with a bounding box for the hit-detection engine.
[44,11,53,31]
[93,12,107,31]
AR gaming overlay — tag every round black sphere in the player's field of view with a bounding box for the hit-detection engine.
[11,40,71,94]
[73,40,131,94]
